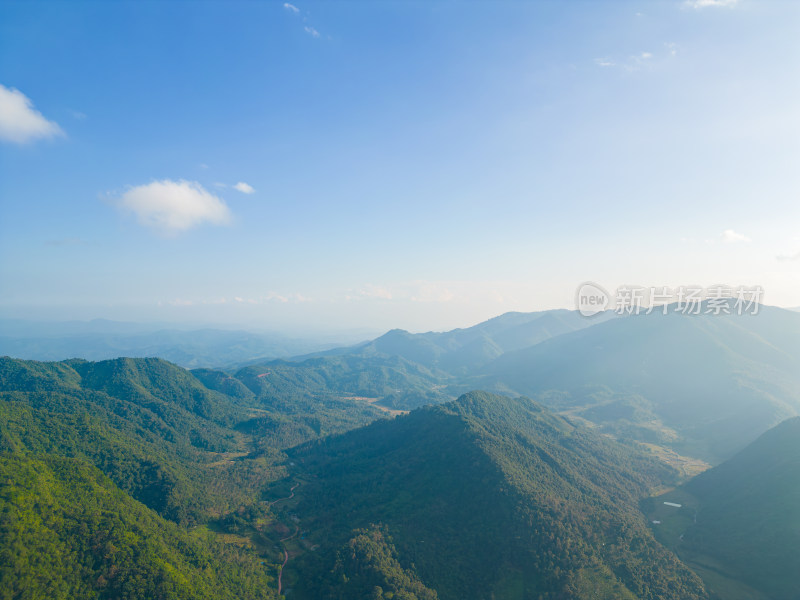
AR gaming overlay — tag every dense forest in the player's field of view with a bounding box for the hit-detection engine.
[285,391,708,600]
[2,341,798,599]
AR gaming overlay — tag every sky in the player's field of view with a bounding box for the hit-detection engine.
[0,0,798,334]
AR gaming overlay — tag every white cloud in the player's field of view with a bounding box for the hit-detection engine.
[359,284,393,300]
[721,229,751,243]
[234,181,255,194]
[685,0,738,8]
[116,179,232,233]
[262,291,311,303]
[777,251,800,262]
[594,50,667,72]
[0,84,64,144]
[304,26,320,38]
[283,2,299,12]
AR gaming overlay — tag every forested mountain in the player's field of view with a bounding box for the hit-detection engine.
[647,417,800,600]
[4,304,800,599]
[481,305,800,462]
[231,353,455,411]
[0,355,397,599]
[0,356,273,523]
[284,391,708,600]
[224,309,612,413]
[300,309,611,375]
[0,455,276,600]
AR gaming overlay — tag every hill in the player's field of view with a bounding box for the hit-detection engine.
[0,356,385,523]
[307,309,610,376]
[282,391,708,600]
[649,417,800,600]
[0,455,276,600]
[232,354,455,411]
[0,356,394,598]
[482,305,800,462]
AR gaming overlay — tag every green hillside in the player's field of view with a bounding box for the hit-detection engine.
[0,357,278,524]
[649,417,800,600]
[234,354,455,411]
[0,356,397,599]
[0,454,276,600]
[284,391,708,600]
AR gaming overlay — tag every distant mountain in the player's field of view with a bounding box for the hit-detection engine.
[647,417,800,599]
[481,305,800,462]
[0,321,364,368]
[285,391,708,600]
[307,309,612,375]
[232,353,455,411]
[237,309,611,413]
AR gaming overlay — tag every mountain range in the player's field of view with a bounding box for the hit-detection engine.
[3,303,800,598]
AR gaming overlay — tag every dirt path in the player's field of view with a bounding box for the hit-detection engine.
[268,483,299,507]
[271,481,301,596]
[277,548,288,595]
[277,524,299,595]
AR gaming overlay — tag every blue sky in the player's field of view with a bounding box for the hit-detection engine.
[0,0,798,333]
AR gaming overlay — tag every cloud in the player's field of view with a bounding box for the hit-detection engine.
[359,284,393,300]
[777,251,800,262]
[234,182,255,194]
[283,2,299,12]
[304,26,320,38]
[0,84,64,144]
[261,292,311,303]
[116,179,232,233]
[721,229,751,243]
[594,50,664,72]
[685,0,738,8]
[595,58,616,68]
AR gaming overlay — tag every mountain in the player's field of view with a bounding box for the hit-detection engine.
[0,356,273,524]
[0,455,276,600]
[0,321,365,369]
[233,309,610,413]
[309,309,612,376]
[0,356,396,599]
[0,356,385,523]
[282,391,708,600]
[232,353,456,411]
[482,305,800,462]
[648,417,800,600]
